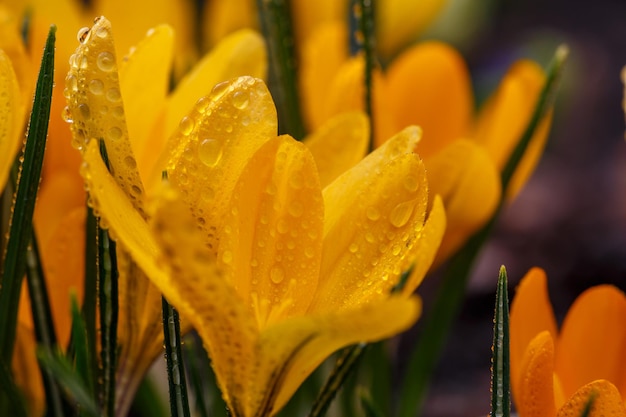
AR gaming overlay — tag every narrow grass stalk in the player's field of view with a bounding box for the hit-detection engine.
[490,266,510,417]
[162,297,191,417]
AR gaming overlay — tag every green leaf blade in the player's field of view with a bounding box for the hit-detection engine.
[490,266,510,417]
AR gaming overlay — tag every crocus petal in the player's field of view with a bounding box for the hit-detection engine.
[0,7,33,105]
[303,111,369,188]
[13,324,44,417]
[556,380,626,417]
[509,267,558,405]
[384,42,472,158]
[65,16,146,215]
[555,285,626,399]
[299,22,348,130]
[0,49,23,190]
[165,76,277,252]
[162,29,267,145]
[93,0,196,77]
[264,295,421,415]
[291,0,346,49]
[218,136,324,328]
[118,24,173,182]
[202,0,258,49]
[376,0,447,59]
[313,127,429,310]
[425,140,501,264]
[516,331,557,417]
[402,195,446,295]
[472,60,550,200]
[149,184,258,417]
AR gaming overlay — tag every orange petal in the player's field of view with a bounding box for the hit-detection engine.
[303,111,369,188]
[555,285,626,399]
[556,380,626,417]
[291,0,346,49]
[202,0,258,49]
[509,267,558,403]
[0,49,23,190]
[425,140,501,264]
[218,136,324,328]
[385,42,473,159]
[515,331,557,417]
[12,324,45,417]
[164,76,277,252]
[313,127,429,310]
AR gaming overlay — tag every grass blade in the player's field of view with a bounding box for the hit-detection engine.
[490,266,510,417]
[0,358,27,417]
[256,0,306,139]
[0,24,55,363]
[82,206,99,386]
[397,46,568,417]
[162,297,191,417]
[70,292,94,398]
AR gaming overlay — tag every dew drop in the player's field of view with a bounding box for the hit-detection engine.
[78,54,88,69]
[124,156,137,169]
[77,27,91,43]
[270,266,285,284]
[200,187,215,201]
[210,81,230,100]
[195,96,209,113]
[131,185,142,196]
[222,250,233,264]
[349,243,358,253]
[304,247,315,258]
[97,51,115,72]
[231,90,249,109]
[107,126,122,140]
[179,116,194,135]
[95,26,109,38]
[392,244,401,256]
[366,206,380,221]
[389,201,414,228]
[106,88,121,102]
[250,258,259,267]
[404,175,419,192]
[277,219,288,234]
[89,79,104,95]
[62,106,73,123]
[78,103,91,119]
[66,74,78,92]
[198,138,223,167]
[365,232,375,243]
[288,201,303,217]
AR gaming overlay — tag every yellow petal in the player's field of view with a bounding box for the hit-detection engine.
[472,60,550,200]
[555,285,626,399]
[385,42,472,159]
[556,380,626,417]
[149,184,258,417]
[376,0,447,59]
[119,24,173,183]
[0,48,23,190]
[65,16,146,215]
[313,127,429,310]
[264,295,421,415]
[298,22,348,130]
[218,136,324,328]
[509,267,558,404]
[291,0,346,49]
[425,140,501,264]
[162,29,267,146]
[0,7,33,106]
[303,111,369,188]
[93,0,197,77]
[402,195,446,295]
[515,331,556,417]
[202,0,258,49]
[164,76,277,252]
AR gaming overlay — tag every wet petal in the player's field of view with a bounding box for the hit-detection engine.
[376,0,447,59]
[119,24,173,182]
[291,0,346,48]
[555,285,626,399]
[303,111,369,188]
[385,42,472,158]
[425,140,501,264]
[313,127,429,310]
[13,324,45,417]
[149,184,258,417]
[0,7,33,106]
[65,16,146,215]
[202,0,258,48]
[472,60,550,200]
[402,195,446,295]
[218,136,324,328]
[515,331,556,417]
[164,76,277,252]
[555,380,626,417]
[264,295,421,414]
[510,267,558,405]
[0,49,23,190]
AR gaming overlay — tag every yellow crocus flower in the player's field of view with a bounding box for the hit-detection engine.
[65,14,445,416]
[301,26,552,263]
[510,268,626,417]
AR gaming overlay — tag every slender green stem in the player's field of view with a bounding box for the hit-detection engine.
[162,297,191,417]
[256,0,306,139]
[490,266,510,417]
[0,24,55,363]
[83,206,99,392]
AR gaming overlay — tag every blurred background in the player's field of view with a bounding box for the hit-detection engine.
[415,0,626,415]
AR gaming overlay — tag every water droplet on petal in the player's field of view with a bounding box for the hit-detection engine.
[78,103,91,119]
[404,175,419,192]
[95,26,108,38]
[62,106,73,123]
[179,116,194,135]
[97,52,115,72]
[222,250,233,264]
[270,266,285,284]
[107,126,122,141]
[106,88,121,102]
[210,81,229,100]
[77,27,91,43]
[89,79,104,95]
[349,243,358,253]
[124,156,137,169]
[231,90,249,109]
[366,206,380,221]
[198,139,223,167]
[389,201,414,228]
[66,74,78,92]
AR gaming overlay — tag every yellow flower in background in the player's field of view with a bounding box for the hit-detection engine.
[66,15,445,417]
[301,30,552,264]
[510,268,626,417]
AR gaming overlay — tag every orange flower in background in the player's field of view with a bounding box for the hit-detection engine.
[510,267,626,416]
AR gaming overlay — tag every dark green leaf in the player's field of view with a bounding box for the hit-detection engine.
[490,266,510,417]
[130,377,168,417]
[70,293,94,398]
[0,24,56,363]
[162,297,191,417]
[82,206,98,387]
[359,387,385,417]
[0,358,27,417]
